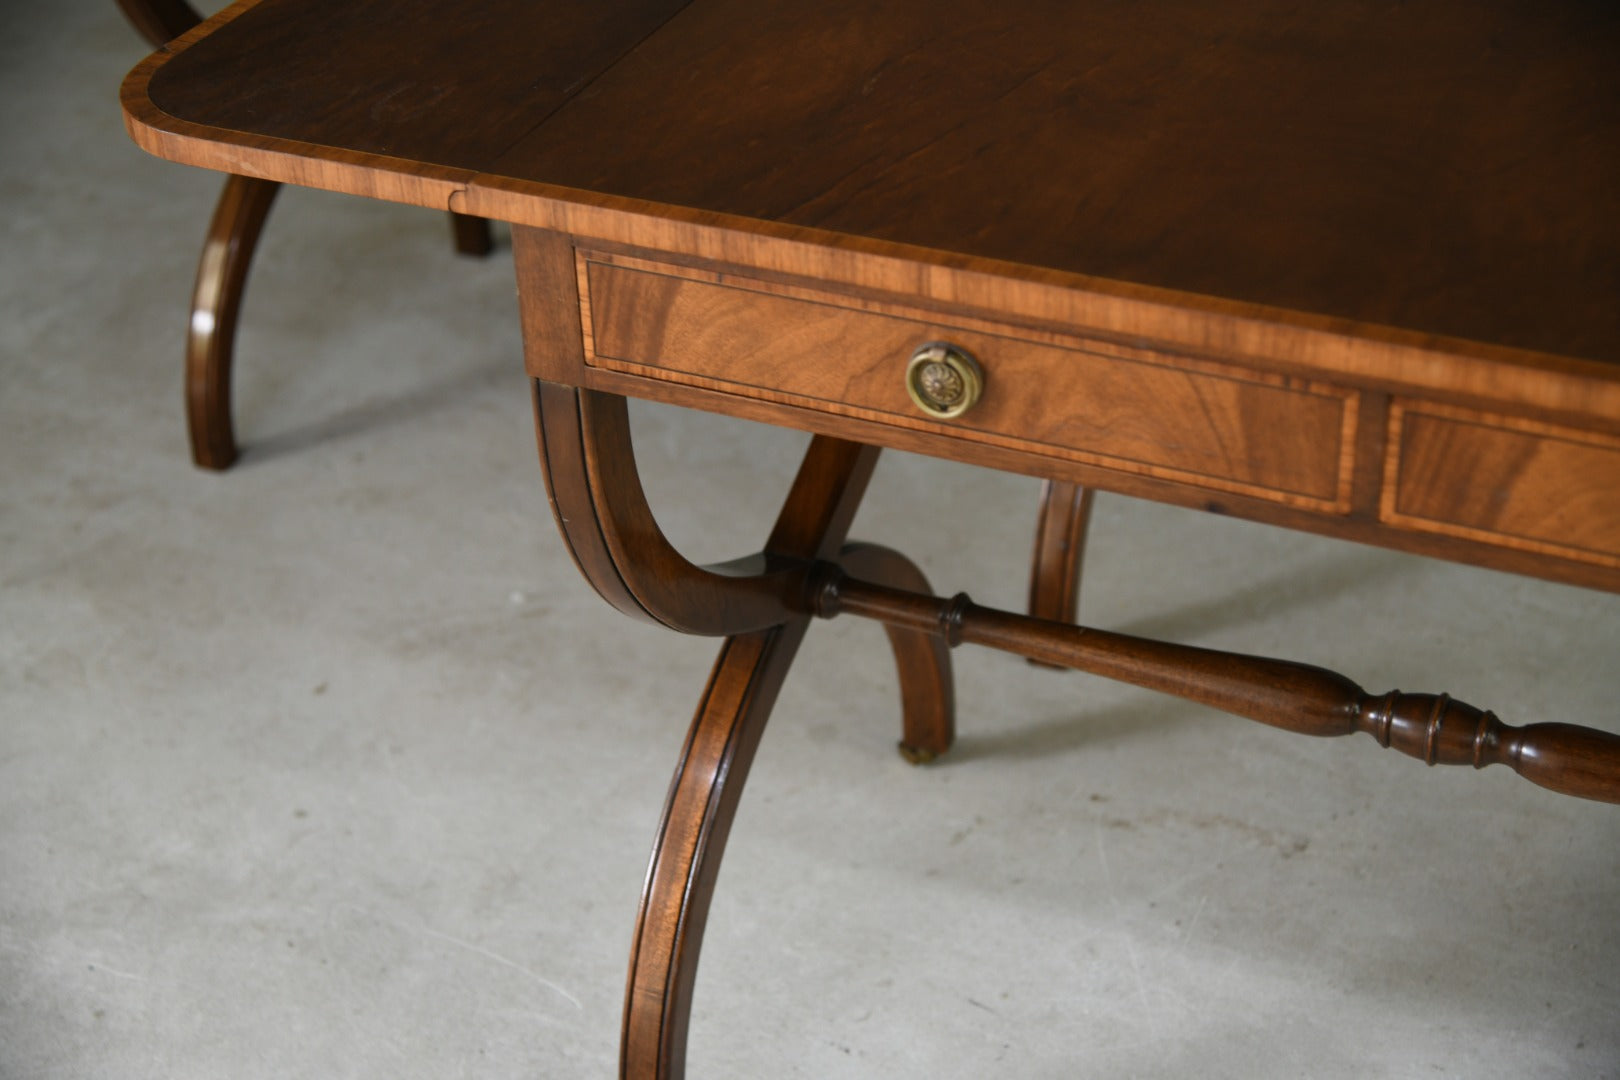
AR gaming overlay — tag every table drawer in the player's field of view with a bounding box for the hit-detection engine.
[1383,402,1620,569]
[579,251,1357,512]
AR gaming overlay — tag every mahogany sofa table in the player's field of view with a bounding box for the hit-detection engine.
[123,2,1620,1075]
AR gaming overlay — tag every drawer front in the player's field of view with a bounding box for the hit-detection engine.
[1383,402,1620,568]
[580,251,1357,511]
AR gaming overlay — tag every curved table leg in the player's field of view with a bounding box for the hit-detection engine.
[621,624,809,1080]
[185,174,280,470]
[840,542,955,762]
[1026,480,1094,668]
[115,0,201,47]
[122,0,491,469]
[450,211,495,256]
[1027,479,1094,625]
[618,562,949,1080]
[527,381,955,1076]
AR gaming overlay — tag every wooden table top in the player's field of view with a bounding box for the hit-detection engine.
[128,0,1620,373]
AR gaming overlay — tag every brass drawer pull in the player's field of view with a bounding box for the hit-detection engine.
[905,342,983,419]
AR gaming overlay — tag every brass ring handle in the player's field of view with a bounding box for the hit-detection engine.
[905,343,983,419]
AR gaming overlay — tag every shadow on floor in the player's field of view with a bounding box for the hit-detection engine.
[1104,545,1422,645]
[233,359,514,466]
[943,546,1422,766]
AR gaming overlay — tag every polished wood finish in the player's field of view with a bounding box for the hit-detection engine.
[539,374,1620,1077]
[814,568,1620,805]
[545,239,1620,592]
[578,251,1356,509]
[118,0,265,471]
[183,173,279,469]
[117,0,496,470]
[120,4,1620,1075]
[622,626,806,1080]
[615,447,955,1080]
[1026,481,1093,664]
[535,381,812,635]
[531,381,954,758]
[531,380,1620,1079]
[133,0,694,204]
[619,434,876,1080]
[123,2,1620,587]
[129,0,1620,366]
[450,211,494,257]
[839,542,956,762]
[177,179,496,470]
[493,1,1620,366]
[530,370,952,1077]
[523,224,951,741]
[115,0,201,47]
[1383,402,1620,570]
[121,0,1620,426]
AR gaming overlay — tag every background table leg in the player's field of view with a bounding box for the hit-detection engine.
[1026,480,1094,666]
[120,0,496,470]
[114,0,201,46]
[184,173,280,470]
[449,211,494,257]
[840,542,955,762]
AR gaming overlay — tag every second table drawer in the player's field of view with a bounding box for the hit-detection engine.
[579,251,1357,512]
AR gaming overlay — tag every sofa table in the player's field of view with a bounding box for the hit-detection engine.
[123,2,1620,1075]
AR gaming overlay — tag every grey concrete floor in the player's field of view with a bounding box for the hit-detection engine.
[4,6,1620,1078]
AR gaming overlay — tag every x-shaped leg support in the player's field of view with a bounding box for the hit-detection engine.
[531,380,1620,1080]
[535,384,951,1078]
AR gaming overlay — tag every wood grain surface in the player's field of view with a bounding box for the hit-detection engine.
[579,251,1357,509]
[144,0,692,172]
[126,0,1620,592]
[1383,402,1620,568]
[131,0,1620,365]
[121,12,1620,1077]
